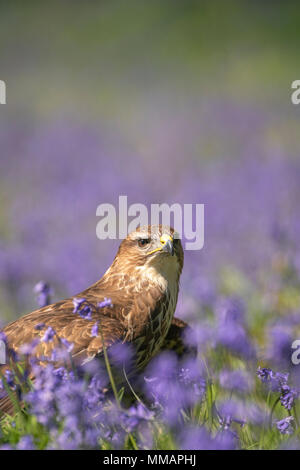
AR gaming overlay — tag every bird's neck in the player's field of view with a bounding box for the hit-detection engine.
[101,258,179,296]
[135,263,178,293]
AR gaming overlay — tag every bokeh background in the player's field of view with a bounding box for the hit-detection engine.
[1,0,300,333]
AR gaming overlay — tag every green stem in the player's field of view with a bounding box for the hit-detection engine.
[292,404,299,428]
[97,319,120,408]
[122,366,144,405]
[269,396,280,429]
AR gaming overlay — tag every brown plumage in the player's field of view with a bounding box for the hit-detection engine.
[1,225,186,413]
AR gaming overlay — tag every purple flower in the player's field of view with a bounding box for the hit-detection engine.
[256,367,289,389]
[55,380,86,417]
[50,346,72,363]
[256,367,298,410]
[266,326,293,368]
[72,298,93,320]
[180,425,235,450]
[85,374,106,409]
[17,435,35,450]
[280,385,297,411]
[91,322,98,337]
[34,281,52,307]
[182,322,213,354]
[217,400,246,432]
[4,370,16,389]
[108,342,135,370]
[41,326,56,343]
[72,297,86,313]
[219,369,253,393]
[23,360,109,448]
[215,297,246,325]
[218,414,245,433]
[122,403,154,433]
[276,416,294,435]
[79,305,93,320]
[144,352,205,425]
[216,321,254,359]
[19,338,40,355]
[256,367,274,383]
[98,298,113,309]
[60,338,74,352]
[178,357,206,398]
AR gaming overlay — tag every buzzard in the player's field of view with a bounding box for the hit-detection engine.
[0,225,187,413]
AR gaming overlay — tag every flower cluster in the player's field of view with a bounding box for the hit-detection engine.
[257,367,299,411]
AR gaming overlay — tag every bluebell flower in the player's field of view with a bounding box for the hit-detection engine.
[79,305,93,320]
[60,337,74,352]
[280,385,297,411]
[41,326,56,343]
[144,352,206,426]
[218,400,246,435]
[256,367,288,391]
[34,281,52,308]
[122,403,154,433]
[19,338,40,355]
[266,326,293,368]
[216,297,246,325]
[72,298,93,320]
[276,416,294,435]
[1,370,16,390]
[91,322,99,337]
[256,367,274,382]
[72,297,86,313]
[216,321,255,359]
[98,298,113,309]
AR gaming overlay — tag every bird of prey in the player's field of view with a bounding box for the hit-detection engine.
[0,225,187,413]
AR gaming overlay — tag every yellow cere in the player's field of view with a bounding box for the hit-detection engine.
[148,234,173,255]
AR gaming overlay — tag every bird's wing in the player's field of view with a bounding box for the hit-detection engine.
[1,279,167,367]
[0,302,127,416]
[1,297,128,366]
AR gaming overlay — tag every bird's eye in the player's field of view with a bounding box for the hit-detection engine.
[138,238,151,248]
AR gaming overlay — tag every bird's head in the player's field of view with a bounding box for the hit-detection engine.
[113,225,184,285]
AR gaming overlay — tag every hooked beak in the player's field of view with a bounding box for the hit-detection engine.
[147,234,175,256]
[160,235,174,256]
